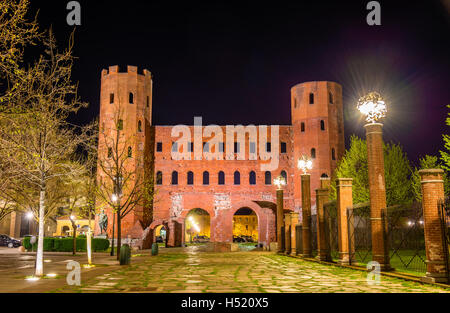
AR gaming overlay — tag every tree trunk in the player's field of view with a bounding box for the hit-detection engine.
[35,188,45,277]
[71,220,77,255]
[116,210,121,260]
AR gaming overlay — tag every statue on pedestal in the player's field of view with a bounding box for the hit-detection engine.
[98,209,108,235]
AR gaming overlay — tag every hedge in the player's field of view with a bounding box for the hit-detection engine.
[22,237,109,252]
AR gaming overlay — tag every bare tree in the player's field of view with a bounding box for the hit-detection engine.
[96,104,155,259]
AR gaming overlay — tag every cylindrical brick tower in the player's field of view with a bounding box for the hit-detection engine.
[291,81,345,210]
[96,65,153,238]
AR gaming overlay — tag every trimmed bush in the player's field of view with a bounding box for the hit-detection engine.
[23,237,109,252]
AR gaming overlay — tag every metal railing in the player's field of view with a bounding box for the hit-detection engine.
[347,202,372,266]
[438,197,450,282]
[311,214,318,257]
[324,201,339,261]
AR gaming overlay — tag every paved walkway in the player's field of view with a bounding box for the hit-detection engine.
[53,246,450,293]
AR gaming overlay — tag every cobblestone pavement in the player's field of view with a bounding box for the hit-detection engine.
[54,246,450,293]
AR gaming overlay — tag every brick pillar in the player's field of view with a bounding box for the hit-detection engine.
[336,178,354,264]
[284,213,291,254]
[276,189,284,253]
[420,169,449,283]
[290,212,299,255]
[167,220,175,247]
[365,123,391,270]
[316,188,332,261]
[301,174,312,257]
[320,177,331,189]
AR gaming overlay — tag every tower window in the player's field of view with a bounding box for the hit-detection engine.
[171,171,178,185]
[234,142,240,153]
[218,171,225,185]
[129,92,134,104]
[117,119,123,130]
[203,142,209,152]
[110,93,114,104]
[234,171,240,185]
[107,148,112,158]
[332,148,336,160]
[172,142,178,152]
[203,171,209,185]
[311,148,316,159]
[281,170,287,184]
[138,120,142,132]
[156,171,163,185]
[219,142,224,153]
[266,142,271,152]
[294,98,297,108]
[320,120,325,131]
[127,146,132,158]
[249,171,256,185]
[156,142,162,152]
[265,171,271,185]
[309,93,314,104]
[249,142,256,154]
[301,122,305,132]
[146,96,150,107]
[187,142,194,152]
[187,171,194,185]
[280,142,287,153]
[321,173,329,178]
[329,92,333,104]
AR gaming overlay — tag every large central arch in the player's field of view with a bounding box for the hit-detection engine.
[184,208,210,244]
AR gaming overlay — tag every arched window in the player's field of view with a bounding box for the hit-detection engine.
[265,171,271,185]
[129,92,134,104]
[249,171,256,185]
[156,171,163,185]
[118,119,123,130]
[281,170,287,184]
[127,146,132,158]
[110,93,114,104]
[187,171,194,185]
[234,171,240,185]
[107,148,112,158]
[301,122,305,132]
[309,93,314,104]
[218,171,225,185]
[138,120,142,132]
[321,173,329,178]
[311,148,316,159]
[171,171,178,185]
[332,148,336,160]
[320,120,325,131]
[203,171,209,185]
[329,92,333,104]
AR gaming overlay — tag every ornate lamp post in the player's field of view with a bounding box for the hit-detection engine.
[298,155,313,257]
[274,175,286,253]
[357,92,391,270]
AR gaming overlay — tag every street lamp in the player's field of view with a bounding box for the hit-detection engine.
[110,193,118,256]
[358,91,391,270]
[298,155,313,257]
[274,175,286,253]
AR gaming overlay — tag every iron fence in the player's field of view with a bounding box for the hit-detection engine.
[311,214,318,257]
[324,201,339,261]
[296,224,302,255]
[347,202,372,266]
[386,203,426,275]
[438,197,450,282]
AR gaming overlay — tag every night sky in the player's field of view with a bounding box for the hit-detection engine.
[29,0,450,164]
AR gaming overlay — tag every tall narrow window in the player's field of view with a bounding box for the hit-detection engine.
[146,96,150,107]
[172,142,178,152]
[234,171,240,185]
[129,92,134,104]
[118,119,123,130]
[265,171,271,185]
[110,93,114,104]
[332,148,336,160]
[171,171,178,185]
[329,92,333,104]
[127,146,132,158]
[203,171,209,185]
[249,171,256,185]
[249,142,256,154]
[234,142,240,153]
[311,148,316,159]
[187,171,194,185]
[138,120,142,132]
[281,170,287,184]
[266,142,271,152]
[301,122,305,132]
[320,120,325,131]
[156,142,162,152]
[218,171,225,185]
[309,93,314,104]
[219,142,224,153]
[156,171,163,185]
[280,142,287,153]
[294,98,297,108]
[203,142,209,152]
[107,148,112,158]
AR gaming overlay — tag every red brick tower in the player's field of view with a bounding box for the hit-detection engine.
[291,81,345,210]
[96,65,153,238]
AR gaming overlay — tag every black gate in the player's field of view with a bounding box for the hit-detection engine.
[438,197,450,283]
[324,201,339,261]
[386,203,426,275]
[347,203,372,266]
